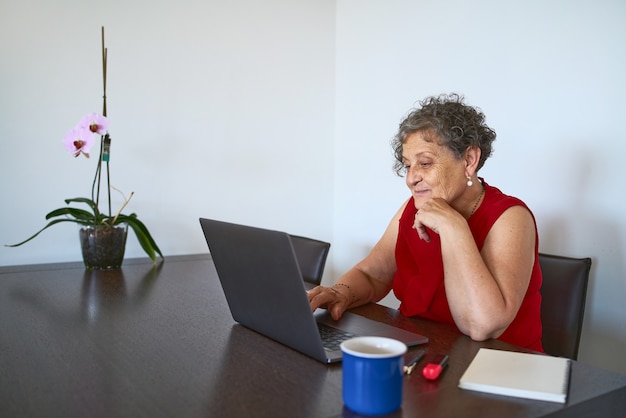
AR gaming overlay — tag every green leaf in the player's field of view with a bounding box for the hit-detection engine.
[64,197,100,218]
[116,214,163,264]
[5,218,82,247]
[46,207,95,221]
[65,197,98,208]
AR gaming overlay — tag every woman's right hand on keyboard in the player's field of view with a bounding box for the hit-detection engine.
[307,284,353,320]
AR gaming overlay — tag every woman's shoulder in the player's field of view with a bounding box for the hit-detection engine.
[483,180,529,212]
[471,180,536,248]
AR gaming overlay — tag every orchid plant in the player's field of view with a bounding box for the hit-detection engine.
[6,27,162,264]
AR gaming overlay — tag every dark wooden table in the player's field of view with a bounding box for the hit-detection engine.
[1,254,625,418]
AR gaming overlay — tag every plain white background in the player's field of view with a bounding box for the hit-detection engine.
[1,0,624,375]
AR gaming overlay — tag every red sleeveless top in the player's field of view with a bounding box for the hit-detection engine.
[392,181,544,351]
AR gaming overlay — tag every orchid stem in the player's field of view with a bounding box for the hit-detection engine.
[101,26,112,218]
[111,191,134,224]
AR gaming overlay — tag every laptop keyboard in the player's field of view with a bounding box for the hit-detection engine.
[317,322,355,352]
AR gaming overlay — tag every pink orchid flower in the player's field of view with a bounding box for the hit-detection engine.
[63,126,96,158]
[78,113,109,135]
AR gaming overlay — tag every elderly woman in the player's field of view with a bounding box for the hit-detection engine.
[308,93,543,351]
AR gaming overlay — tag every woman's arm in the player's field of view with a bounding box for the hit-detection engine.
[436,204,536,341]
[307,200,408,320]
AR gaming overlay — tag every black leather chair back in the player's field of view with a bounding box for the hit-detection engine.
[539,253,591,360]
[289,235,331,286]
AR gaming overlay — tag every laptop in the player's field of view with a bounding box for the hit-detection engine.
[199,217,428,363]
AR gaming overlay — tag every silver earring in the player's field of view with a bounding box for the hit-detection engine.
[467,176,473,187]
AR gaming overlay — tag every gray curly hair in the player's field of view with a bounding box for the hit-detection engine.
[391,93,496,176]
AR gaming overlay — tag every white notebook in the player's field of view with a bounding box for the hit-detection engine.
[458,348,571,403]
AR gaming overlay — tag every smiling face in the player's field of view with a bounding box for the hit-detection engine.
[402,131,470,210]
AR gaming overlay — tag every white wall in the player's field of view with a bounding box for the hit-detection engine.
[0,0,336,263]
[1,0,625,375]
[334,0,626,374]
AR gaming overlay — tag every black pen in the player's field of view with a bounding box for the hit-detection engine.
[403,349,426,375]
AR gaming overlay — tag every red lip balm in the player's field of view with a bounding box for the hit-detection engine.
[422,354,449,380]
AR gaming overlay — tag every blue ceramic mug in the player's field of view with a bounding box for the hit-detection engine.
[340,336,407,415]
